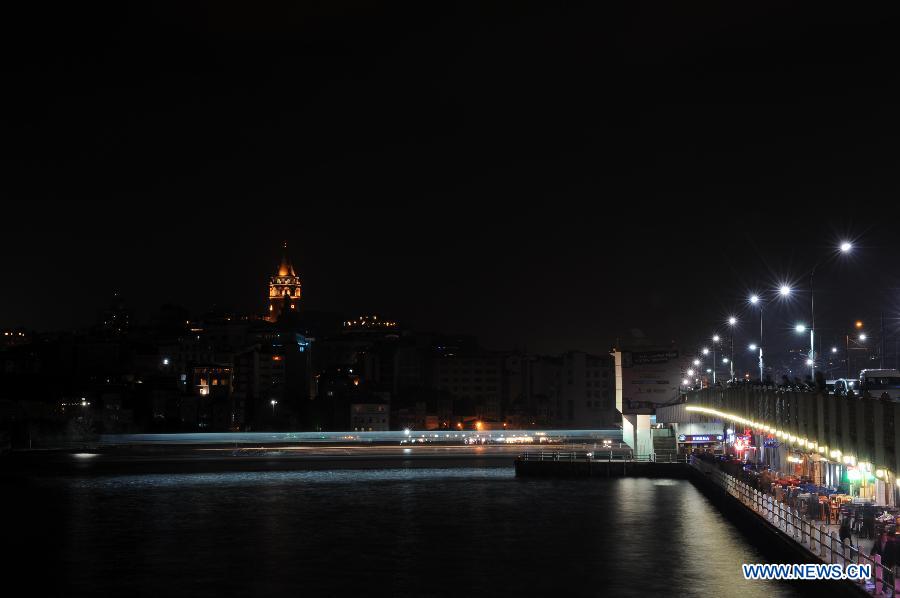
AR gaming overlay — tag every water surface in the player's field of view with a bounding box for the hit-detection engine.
[12,467,812,597]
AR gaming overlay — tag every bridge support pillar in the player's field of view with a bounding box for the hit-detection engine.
[623,414,653,459]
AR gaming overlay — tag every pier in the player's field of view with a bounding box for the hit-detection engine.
[514,451,691,478]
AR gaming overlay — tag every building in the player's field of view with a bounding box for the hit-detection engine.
[433,351,506,422]
[558,351,616,428]
[266,242,302,322]
[350,399,390,431]
[232,344,286,428]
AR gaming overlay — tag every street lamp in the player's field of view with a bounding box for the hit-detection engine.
[845,329,867,378]
[709,335,722,385]
[726,316,737,381]
[805,241,854,379]
[270,399,278,416]
[748,294,766,382]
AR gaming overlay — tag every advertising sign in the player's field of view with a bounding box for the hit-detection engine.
[677,434,724,443]
[618,348,683,415]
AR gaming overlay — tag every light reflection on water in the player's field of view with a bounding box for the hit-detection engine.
[21,470,814,597]
[65,467,513,489]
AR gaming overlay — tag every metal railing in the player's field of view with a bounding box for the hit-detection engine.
[518,451,688,463]
[693,458,892,596]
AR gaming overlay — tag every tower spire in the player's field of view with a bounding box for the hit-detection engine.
[277,241,295,277]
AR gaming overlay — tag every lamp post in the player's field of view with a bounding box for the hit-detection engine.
[749,294,764,382]
[727,316,737,381]
[847,330,866,379]
[711,335,720,385]
[806,241,854,379]
[271,399,278,417]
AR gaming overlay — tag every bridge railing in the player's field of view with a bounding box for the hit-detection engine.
[693,458,890,595]
[518,451,689,463]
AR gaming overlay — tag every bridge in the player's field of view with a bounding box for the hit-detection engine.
[660,386,900,492]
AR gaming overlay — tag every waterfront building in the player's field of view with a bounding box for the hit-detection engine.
[350,400,389,431]
[558,351,616,429]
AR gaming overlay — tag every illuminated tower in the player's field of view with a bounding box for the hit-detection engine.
[267,242,302,322]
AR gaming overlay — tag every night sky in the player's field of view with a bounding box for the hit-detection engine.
[4,2,900,361]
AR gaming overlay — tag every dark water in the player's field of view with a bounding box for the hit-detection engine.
[13,467,812,597]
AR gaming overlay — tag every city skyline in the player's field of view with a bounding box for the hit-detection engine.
[6,3,900,357]
[2,218,897,362]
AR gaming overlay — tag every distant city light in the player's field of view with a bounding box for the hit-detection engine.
[162,357,169,365]
[855,320,864,329]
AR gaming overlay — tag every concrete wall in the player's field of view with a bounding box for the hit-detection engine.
[686,387,900,477]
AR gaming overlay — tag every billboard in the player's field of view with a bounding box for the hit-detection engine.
[616,348,683,415]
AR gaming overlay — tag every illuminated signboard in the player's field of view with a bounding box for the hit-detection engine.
[677,434,724,443]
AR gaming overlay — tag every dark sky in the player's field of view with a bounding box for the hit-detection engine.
[3,2,900,362]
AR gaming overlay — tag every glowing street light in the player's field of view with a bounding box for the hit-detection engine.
[726,317,737,380]
[806,359,814,366]
[712,334,720,343]
[831,347,838,353]
[748,343,757,351]
[747,293,767,382]
[779,285,792,297]
[859,333,867,341]
[840,241,853,253]
[702,348,709,355]
[722,357,729,364]
[795,324,807,333]
[693,359,701,366]
[270,399,278,416]
[687,369,695,377]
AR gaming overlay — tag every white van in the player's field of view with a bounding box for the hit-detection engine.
[858,369,900,400]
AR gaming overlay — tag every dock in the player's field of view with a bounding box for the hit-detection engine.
[514,451,691,478]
